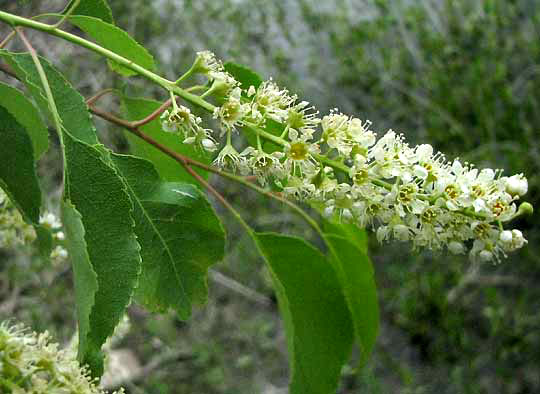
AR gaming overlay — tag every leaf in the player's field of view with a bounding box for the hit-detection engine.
[67,15,155,76]
[0,50,98,145]
[112,154,225,319]
[254,233,354,394]
[0,105,42,224]
[1,49,140,377]
[62,132,141,377]
[325,235,379,366]
[323,220,368,253]
[34,225,54,259]
[122,96,210,182]
[0,82,49,159]
[61,200,98,364]
[223,61,263,90]
[62,0,114,24]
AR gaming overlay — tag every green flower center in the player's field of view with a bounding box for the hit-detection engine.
[289,142,308,160]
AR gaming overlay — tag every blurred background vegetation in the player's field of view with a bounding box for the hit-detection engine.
[1,0,539,393]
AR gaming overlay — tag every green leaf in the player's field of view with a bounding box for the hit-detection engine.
[62,132,141,377]
[323,220,368,253]
[1,49,141,377]
[0,50,98,145]
[0,105,41,224]
[63,0,114,24]
[325,235,379,366]
[255,233,354,394]
[223,61,263,90]
[61,200,98,364]
[122,96,210,182]
[67,15,155,76]
[34,225,54,259]
[112,154,225,319]
[0,82,49,159]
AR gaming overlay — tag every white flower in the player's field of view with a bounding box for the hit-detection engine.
[39,212,62,229]
[213,87,250,130]
[192,50,223,75]
[505,174,528,197]
[213,143,243,171]
[160,105,201,138]
[283,128,320,176]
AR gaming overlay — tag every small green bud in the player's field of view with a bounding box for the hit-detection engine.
[517,202,534,217]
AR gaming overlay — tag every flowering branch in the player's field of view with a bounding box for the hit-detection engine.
[0,10,533,263]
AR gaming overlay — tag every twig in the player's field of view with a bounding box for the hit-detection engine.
[102,349,194,391]
[86,88,115,106]
[0,30,15,49]
[132,98,172,127]
[209,269,272,307]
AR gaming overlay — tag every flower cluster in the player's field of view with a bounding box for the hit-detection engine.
[1,188,68,263]
[164,52,532,262]
[0,321,124,394]
[0,188,36,248]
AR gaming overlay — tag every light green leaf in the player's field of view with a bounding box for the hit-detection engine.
[0,82,49,159]
[0,50,98,145]
[62,132,141,377]
[67,15,155,76]
[224,61,263,90]
[323,220,368,253]
[325,234,379,366]
[122,96,210,182]
[0,105,41,224]
[61,200,98,363]
[112,154,225,319]
[63,0,114,23]
[255,233,354,394]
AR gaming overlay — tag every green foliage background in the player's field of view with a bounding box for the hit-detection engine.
[1,0,539,393]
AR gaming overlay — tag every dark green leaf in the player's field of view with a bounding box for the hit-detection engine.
[0,105,41,224]
[63,0,114,24]
[223,61,263,90]
[255,233,354,394]
[61,200,98,364]
[325,234,379,366]
[0,50,98,145]
[67,15,155,76]
[62,132,141,377]
[122,96,210,182]
[112,154,225,319]
[34,225,54,259]
[0,82,49,159]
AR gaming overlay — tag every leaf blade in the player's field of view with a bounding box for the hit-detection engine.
[63,0,114,23]
[67,15,155,76]
[0,105,42,224]
[0,82,49,159]
[61,200,98,363]
[111,154,225,319]
[1,50,99,145]
[62,133,141,376]
[223,61,263,90]
[255,232,354,394]
[325,234,379,366]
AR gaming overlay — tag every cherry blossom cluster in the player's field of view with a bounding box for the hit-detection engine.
[1,189,67,263]
[0,322,124,394]
[163,51,532,262]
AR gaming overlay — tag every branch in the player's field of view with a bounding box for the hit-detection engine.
[209,269,273,307]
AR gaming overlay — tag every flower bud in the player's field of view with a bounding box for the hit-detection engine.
[505,174,528,197]
[201,138,218,152]
[448,241,465,255]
